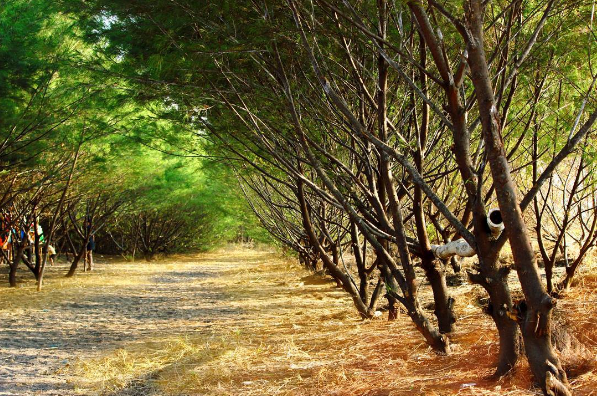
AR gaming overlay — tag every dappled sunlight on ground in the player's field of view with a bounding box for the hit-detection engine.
[0,246,595,395]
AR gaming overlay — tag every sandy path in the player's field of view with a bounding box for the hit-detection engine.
[0,248,595,396]
[0,250,251,396]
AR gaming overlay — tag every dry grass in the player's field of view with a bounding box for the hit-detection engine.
[0,255,163,310]
[34,246,592,396]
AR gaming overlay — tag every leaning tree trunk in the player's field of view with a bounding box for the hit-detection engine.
[296,177,373,318]
[411,33,455,334]
[38,144,80,291]
[65,242,87,278]
[376,1,454,333]
[381,158,450,353]
[408,0,516,362]
[465,1,570,393]
[286,12,448,351]
[350,221,371,305]
[9,244,24,287]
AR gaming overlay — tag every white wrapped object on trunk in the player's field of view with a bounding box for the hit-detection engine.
[430,238,476,259]
[430,209,504,259]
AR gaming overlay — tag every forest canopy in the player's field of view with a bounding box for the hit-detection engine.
[0,0,267,264]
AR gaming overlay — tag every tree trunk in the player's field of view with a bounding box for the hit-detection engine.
[65,243,86,278]
[469,253,521,376]
[9,245,24,287]
[381,162,449,352]
[465,1,569,393]
[38,144,80,291]
[32,215,42,280]
[368,277,384,312]
[408,0,521,371]
[350,221,370,304]
[422,260,455,334]
[411,30,456,334]
[373,2,450,345]
[296,177,372,318]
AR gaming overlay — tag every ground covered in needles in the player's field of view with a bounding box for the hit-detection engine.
[0,246,595,395]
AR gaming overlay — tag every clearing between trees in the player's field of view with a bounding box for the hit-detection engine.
[0,246,595,396]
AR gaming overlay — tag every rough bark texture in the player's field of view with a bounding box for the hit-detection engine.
[408,0,519,369]
[465,1,569,393]
[469,253,521,375]
[9,245,24,288]
[65,242,87,278]
[296,178,373,318]
[412,33,455,334]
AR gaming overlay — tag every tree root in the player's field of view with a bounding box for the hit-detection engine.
[545,366,572,396]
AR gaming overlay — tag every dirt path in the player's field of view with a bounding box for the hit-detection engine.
[0,249,264,395]
[0,247,595,396]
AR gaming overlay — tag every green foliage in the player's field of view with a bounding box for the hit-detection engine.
[197,160,272,246]
[0,0,272,255]
[2,0,594,256]
[82,137,270,252]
